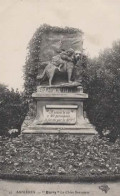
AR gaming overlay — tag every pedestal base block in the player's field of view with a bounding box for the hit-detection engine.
[22,85,97,135]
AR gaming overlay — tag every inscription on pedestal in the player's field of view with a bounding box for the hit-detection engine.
[37,84,83,94]
[43,105,77,124]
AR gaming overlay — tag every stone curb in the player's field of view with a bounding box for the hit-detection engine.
[0,174,120,182]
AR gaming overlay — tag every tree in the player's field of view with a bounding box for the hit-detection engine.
[84,40,120,141]
[0,84,28,136]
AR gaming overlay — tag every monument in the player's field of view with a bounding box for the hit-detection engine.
[22,25,96,134]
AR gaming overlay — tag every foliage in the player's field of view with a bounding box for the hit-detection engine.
[1,134,120,177]
[84,40,120,141]
[0,84,28,136]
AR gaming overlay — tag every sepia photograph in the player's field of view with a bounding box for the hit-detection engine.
[0,0,120,195]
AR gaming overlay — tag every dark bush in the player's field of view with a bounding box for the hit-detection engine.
[84,40,120,141]
[0,84,28,136]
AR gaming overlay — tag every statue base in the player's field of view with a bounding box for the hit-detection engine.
[22,83,97,134]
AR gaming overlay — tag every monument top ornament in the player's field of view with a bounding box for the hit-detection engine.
[23,24,86,97]
[35,25,86,95]
[37,47,83,86]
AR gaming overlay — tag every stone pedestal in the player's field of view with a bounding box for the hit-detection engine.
[22,83,96,134]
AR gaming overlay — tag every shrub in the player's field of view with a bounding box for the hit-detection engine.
[0,84,28,136]
[84,40,120,141]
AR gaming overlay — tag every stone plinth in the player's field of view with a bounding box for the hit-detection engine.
[22,84,96,134]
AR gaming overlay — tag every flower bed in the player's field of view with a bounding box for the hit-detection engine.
[0,134,120,180]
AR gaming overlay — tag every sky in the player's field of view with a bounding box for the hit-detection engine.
[0,0,120,90]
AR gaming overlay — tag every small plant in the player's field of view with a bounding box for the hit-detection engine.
[8,129,19,137]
